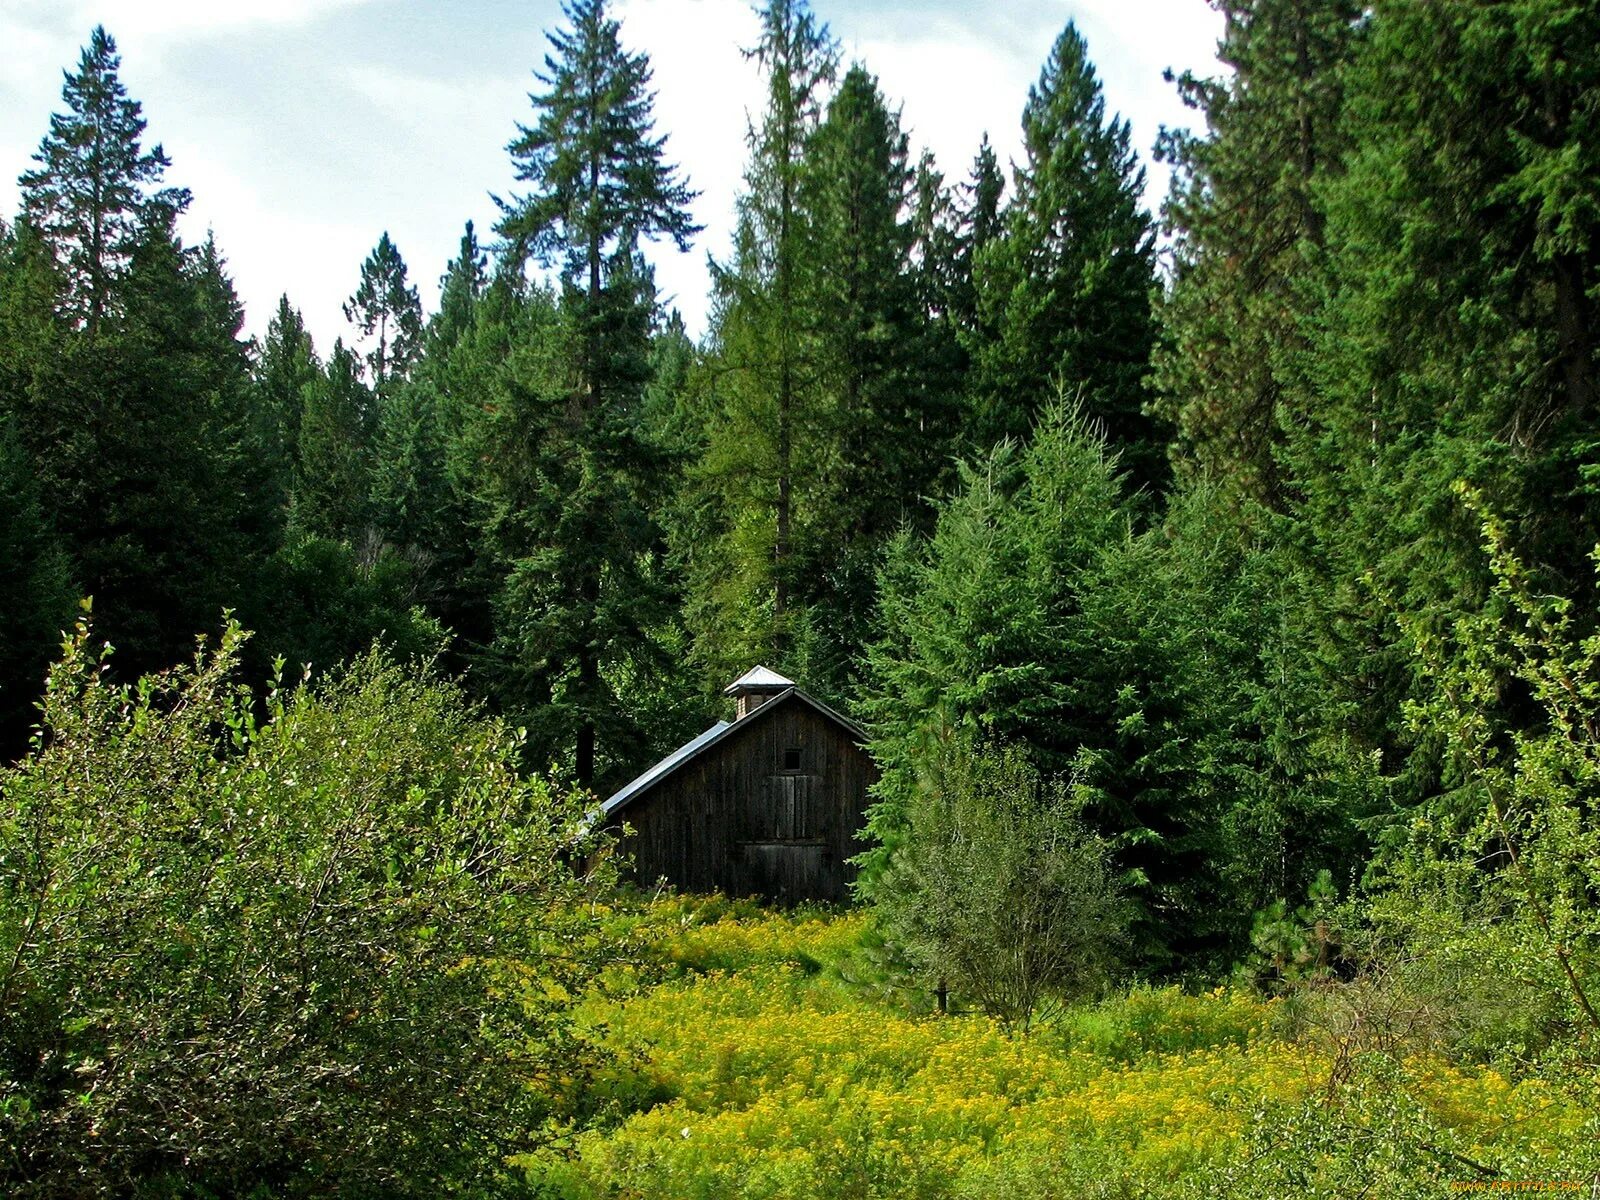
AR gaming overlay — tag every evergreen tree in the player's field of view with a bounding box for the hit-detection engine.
[18,26,189,337]
[343,232,423,393]
[430,220,488,357]
[967,24,1164,491]
[490,0,698,787]
[797,64,950,686]
[1282,0,1600,809]
[948,135,1004,342]
[499,0,698,406]
[683,0,838,683]
[294,340,375,544]
[861,406,1127,879]
[1153,0,1361,503]
[254,294,320,489]
[0,415,75,756]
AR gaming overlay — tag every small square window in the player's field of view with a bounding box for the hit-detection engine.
[783,746,802,772]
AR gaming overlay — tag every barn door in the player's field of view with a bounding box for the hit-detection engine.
[747,774,824,840]
[739,773,830,900]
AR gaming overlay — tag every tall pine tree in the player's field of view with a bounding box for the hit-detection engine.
[968,23,1164,492]
[491,0,698,787]
[683,0,838,685]
[19,26,189,337]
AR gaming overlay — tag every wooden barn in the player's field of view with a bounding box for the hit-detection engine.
[602,667,877,903]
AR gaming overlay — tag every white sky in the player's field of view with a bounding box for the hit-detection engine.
[0,0,1225,352]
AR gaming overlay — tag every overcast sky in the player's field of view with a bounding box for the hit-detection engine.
[0,0,1225,351]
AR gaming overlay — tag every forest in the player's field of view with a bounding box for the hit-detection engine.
[1,0,1599,1194]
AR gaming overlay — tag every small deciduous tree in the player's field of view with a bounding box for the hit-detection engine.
[876,742,1128,1034]
[1386,486,1600,1042]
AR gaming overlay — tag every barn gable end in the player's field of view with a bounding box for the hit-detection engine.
[602,680,876,903]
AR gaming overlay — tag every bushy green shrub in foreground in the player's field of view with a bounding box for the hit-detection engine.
[0,613,614,1197]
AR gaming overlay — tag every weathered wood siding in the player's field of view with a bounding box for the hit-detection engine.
[616,696,875,903]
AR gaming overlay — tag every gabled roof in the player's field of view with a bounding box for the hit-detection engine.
[724,664,795,693]
[602,719,729,817]
[601,687,868,818]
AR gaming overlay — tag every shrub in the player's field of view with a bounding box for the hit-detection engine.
[0,614,614,1197]
[875,743,1130,1032]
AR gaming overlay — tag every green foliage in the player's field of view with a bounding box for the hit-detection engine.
[342,231,423,392]
[680,0,839,682]
[0,416,74,755]
[875,742,1129,1032]
[1195,1055,1600,1199]
[490,0,699,788]
[1377,491,1600,1045]
[1153,0,1360,502]
[256,533,447,673]
[517,908,1587,1200]
[18,25,190,334]
[967,22,1164,491]
[0,613,615,1197]
[292,338,374,542]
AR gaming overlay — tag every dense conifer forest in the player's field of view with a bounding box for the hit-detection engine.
[2,0,1599,1194]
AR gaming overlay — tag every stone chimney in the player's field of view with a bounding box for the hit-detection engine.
[724,665,796,719]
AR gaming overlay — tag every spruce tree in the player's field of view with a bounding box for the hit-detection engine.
[19,26,189,336]
[490,0,698,787]
[967,23,1164,491]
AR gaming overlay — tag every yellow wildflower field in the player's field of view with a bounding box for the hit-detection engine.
[517,902,1596,1199]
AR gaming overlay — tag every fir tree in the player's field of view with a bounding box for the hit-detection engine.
[498,0,697,412]
[489,0,699,787]
[1281,0,1600,809]
[968,24,1164,491]
[18,26,189,337]
[797,64,949,685]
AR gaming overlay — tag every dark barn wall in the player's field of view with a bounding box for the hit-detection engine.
[618,698,875,903]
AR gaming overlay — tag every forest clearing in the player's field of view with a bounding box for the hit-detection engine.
[524,900,1596,1198]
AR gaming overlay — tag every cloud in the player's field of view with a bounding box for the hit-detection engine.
[8,0,381,45]
[0,0,1223,350]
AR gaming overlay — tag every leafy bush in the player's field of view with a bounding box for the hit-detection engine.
[875,743,1129,1031]
[0,614,614,1197]
[1193,1054,1598,1199]
[1057,985,1271,1063]
[1363,493,1600,1060]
